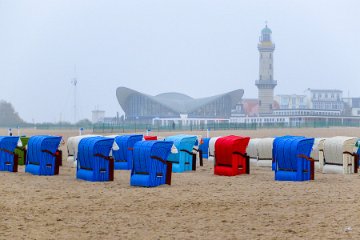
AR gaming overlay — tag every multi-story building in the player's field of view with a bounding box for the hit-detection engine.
[305,89,343,112]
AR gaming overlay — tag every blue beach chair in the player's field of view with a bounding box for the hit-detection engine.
[130,140,173,187]
[0,136,20,172]
[76,136,115,182]
[164,134,197,173]
[274,136,315,181]
[113,134,143,170]
[25,135,62,176]
[199,137,210,159]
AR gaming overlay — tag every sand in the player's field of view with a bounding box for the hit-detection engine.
[1,127,360,239]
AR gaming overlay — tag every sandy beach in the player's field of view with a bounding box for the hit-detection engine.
[1,127,360,239]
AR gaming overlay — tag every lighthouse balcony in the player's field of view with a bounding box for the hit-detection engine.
[255,80,277,88]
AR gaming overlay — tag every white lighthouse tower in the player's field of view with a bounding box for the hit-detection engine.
[256,24,277,114]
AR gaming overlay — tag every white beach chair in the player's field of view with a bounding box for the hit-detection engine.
[319,136,358,174]
[208,136,221,161]
[247,138,260,165]
[256,137,274,167]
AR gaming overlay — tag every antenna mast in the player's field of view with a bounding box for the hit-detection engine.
[71,65,78,123]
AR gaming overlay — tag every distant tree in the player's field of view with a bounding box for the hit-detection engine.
[75,119,93,127]
[0,100,25,127]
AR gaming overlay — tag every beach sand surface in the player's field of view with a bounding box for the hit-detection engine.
[0,127,360,239]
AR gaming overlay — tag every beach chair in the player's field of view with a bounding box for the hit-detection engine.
[130,140,173,187]
[311,138,326,169]
[214,135,250,176]
[274,136,315,181]
[257,138,274,167]
[192,137,204,168]
[144,136,157,140]
[76,136,115,181]
[67,134,100,167]
[319,136,358,174]
[0,136,20,172]
[14,137,29,165]
[208,137,221,161]
[199,137,210,159]
[112,134,143,170]
[164,134,198,173]
[247,138,260,164]
[25,136,62,176]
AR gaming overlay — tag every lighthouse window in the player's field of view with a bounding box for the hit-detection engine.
[270,53,272,58]
[269,64,272,69]
[270,74,272,80]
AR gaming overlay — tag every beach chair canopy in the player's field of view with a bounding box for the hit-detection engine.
[77,136,115,181]
[113,134,143,170]
[0,136,20,172]
[164,134,197,172]
[274,136,314,181]
[25,135,62,176]
[214,135,250,176]
[131,140,173,187]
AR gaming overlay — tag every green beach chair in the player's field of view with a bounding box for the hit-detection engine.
[15,137,29,165]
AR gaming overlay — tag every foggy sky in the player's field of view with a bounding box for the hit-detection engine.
[0,0,359,123]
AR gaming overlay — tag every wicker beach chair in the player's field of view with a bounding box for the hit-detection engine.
[130,140,173,187]
[0,136,20,172]
[214,135,250,176]
[25,135,62,176]
[76,136,115,181]
[164,134,198,173]
[256,138,274,167]
[274,136,315,181]
[14,137,29,165]
[112,134,143,170]
[208,137,221,161]
[319,136,358,174]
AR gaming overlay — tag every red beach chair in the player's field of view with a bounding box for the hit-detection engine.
[214,135,250,176]
[144,136,157,141]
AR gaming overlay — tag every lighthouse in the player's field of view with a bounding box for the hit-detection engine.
[256,24,277,114]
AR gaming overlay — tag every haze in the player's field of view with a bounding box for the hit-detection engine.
[0,0,359,123]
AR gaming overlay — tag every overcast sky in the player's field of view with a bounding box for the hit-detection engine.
[0,0,359,123]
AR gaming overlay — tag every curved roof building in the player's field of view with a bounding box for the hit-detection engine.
[116,87,244,121]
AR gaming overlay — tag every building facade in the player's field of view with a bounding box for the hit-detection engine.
[305,89,343,112]
[256,25,277,114]
[275,94,308,109]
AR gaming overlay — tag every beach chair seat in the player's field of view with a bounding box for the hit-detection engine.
[165,134,198,173]
[274,136,314,181]
[130,140,173,187]
[214,135,250,176]
[208,137,221,161]
[76,136,115,181]
[112,134,143,170]
[192,137,204,168]
[256,138,274,167]
[14,137,29,165]
[0,136,20,172]
[25,136,62,176]
[319,136,358,174]
[199,137,210,159]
